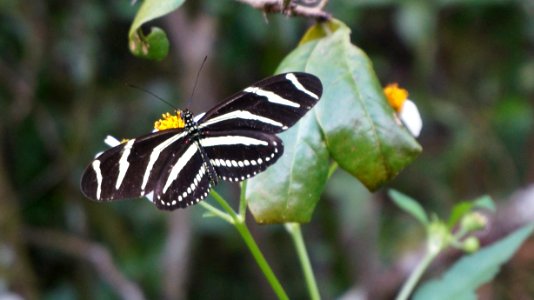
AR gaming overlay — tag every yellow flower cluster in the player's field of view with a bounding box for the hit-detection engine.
[383,83,409,113]
[154,111,185,131]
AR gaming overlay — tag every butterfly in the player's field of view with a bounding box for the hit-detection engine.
[81,72,322,210]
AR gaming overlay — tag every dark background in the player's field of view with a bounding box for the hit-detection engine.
[1,1,533,299]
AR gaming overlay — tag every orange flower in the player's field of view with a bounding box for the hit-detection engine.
[384,83,409,113]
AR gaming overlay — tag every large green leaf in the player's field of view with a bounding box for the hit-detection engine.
[247,19,422,223]
[413,223,534,300]
[247,103,330,224]
[128,0,184,61]
[303,19,421,190]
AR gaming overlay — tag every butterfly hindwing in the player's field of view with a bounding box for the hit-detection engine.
[153,142,213,210]
[200,130,283,182]
[197,72,322,134]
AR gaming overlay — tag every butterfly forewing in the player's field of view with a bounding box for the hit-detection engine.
[200,130,283,182]
[81,129,191,201]
[197,73,322,134]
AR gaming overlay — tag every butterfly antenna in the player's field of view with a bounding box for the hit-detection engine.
[125,83,178,111]
[186,56,208,108]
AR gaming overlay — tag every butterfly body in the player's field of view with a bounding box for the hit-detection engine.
[81,72,322,210]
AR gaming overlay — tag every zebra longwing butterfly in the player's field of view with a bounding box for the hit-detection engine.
[81,72,322,210]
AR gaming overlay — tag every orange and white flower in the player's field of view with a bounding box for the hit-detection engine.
[384,83,422,137]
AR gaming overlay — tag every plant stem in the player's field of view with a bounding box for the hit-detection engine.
[234,222,289,300]
[396,248,438,300]
[286,223,320,300]
[239,181,248,219]
[209,190,289,300]
[198,202,233,224]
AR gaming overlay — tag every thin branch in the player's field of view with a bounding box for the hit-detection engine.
[286,223,320,300]
[236,0,331,21]
[24,228,145,300]
[209,190,289,300]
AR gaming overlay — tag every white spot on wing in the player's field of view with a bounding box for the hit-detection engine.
[145,191,154,202]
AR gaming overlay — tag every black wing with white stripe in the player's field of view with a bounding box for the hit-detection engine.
[197,72,322,134]
[81,72,322,210]
[201,130,283,182]
[153,142,214,209]
[81,129,190,202]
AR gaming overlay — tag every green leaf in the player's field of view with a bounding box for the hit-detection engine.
[413,223,534,300]
[389,190,428,225]
[472,195,495,212]
[247,19,422,223]
[301,19,422,190]
[447,196,495,229]
[447,202,474,229]
[129,27,170,61]
[247,108,329,224]
[128,0,184,61]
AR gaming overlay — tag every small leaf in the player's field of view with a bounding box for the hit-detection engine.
[389,189,428,225]
[298,20,341,45]
[129,27,170,61]
[128,0,184,60]
[413,223,534,300]
[472,195,495,212]
[448,196,495,229]
[447,202,473,229]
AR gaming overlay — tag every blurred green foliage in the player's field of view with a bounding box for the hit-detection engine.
[1,0,533,299]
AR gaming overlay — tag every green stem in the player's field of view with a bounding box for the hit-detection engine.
[198,202,233,224]
[209,190,236,219]
[239,181,248,220]
[396,248,438,300]
[234,222,289,300]
[286,223,320,300]
[208,190,289,300]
